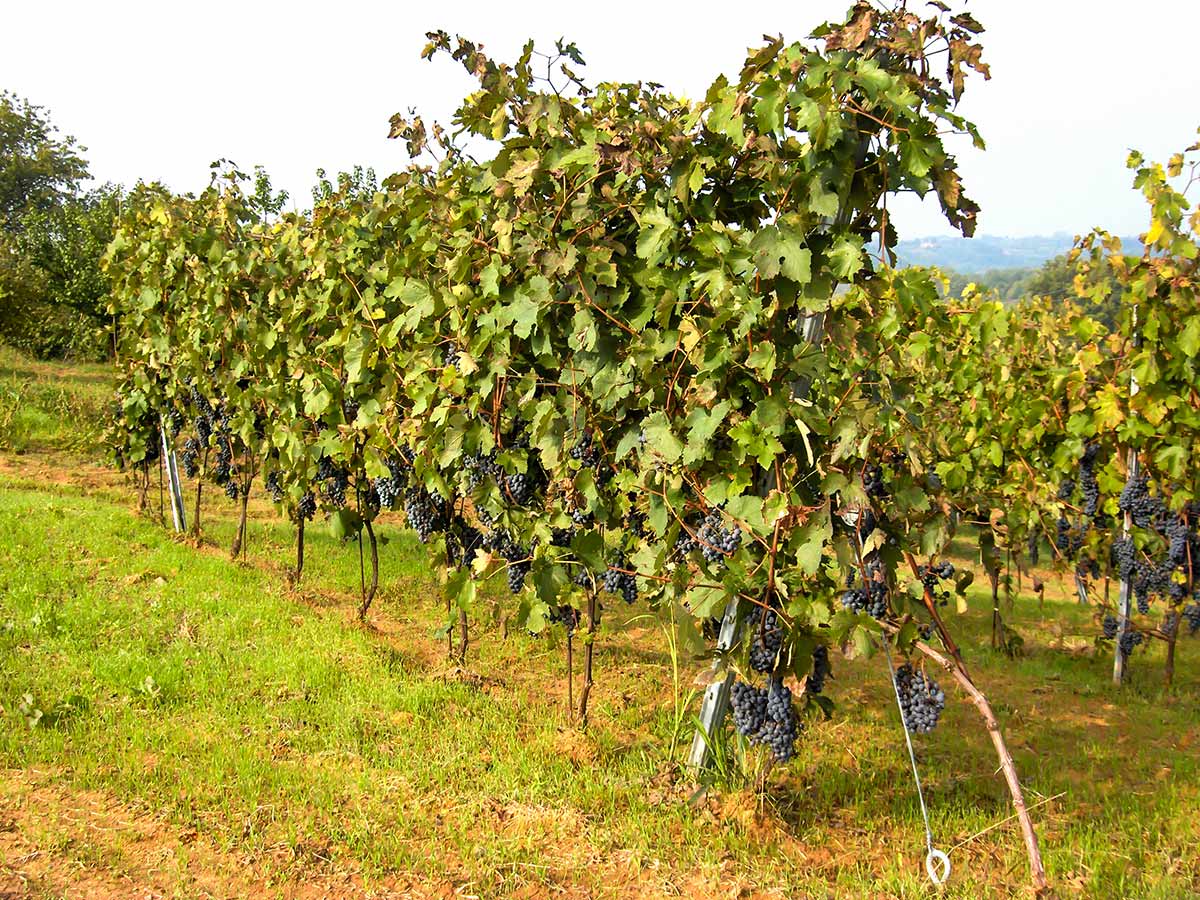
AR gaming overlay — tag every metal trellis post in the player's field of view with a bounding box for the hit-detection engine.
[687,311,826,769]
[161,417,187,533]
[1113,306,1140,685]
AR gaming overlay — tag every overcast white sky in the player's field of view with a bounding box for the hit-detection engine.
[4,1,1196,238]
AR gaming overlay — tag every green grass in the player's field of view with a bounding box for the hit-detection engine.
[0,344,110,454]
[1,347,1198,898]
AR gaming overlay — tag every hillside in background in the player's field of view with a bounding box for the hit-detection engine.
[895,233,1143,273]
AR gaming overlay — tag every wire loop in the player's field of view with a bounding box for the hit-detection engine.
[925,848,951,885]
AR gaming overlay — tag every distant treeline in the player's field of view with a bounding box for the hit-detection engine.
[937,254,1121,325]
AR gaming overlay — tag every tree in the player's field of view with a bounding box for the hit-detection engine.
[16,185,121,323]
[0,91,89,234]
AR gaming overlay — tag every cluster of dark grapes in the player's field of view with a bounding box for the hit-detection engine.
[1054,516,1071,553]
[602,553,637,603]
[190,385,214,428]
[212,437,236,497]
[569,431,600,468]
[168,408,185,438]
[1119,629,1144,657]
[696,508,742,566]
[372,455,408,510]
[484,528,531,593]
[342,396,360,423]
[403,486,449,543]
[1076,557,1100,582]
[570,428,615,486]
[547,603,581,632]
[446,519,485,569]
[674,509,741,568]
[1027,532,1039,567]
[295,492,317,521]
[506,558,531,594]
[842,580,889,618]
[462,426,546,508]
[808,645,831,694]
[181,389,247,499]
[316,457,350,508]
[361,481,383,515]
[180,437,201,478]
[1119,473,1167,530]
[1166,513,1190,566]
[731,681,767,737]
[1102,614,1120,640]
[265,470,285,503]
[1057,479,1075,501]
[135,415,163,469]
[748,610,783,673]
[463,450,503,492]
[893,663,945,734]
[1111,537,1176,613]
[1132,559,1172,614]
[863,464,886,499]
[730,677,800,762]
[918,560,955,599]
[1183,603,1200,635]
[505,471,538,505]
[1079,444,1100,516]
[855,508,878,539]
[187,388,236,489]
[673,524,699,557]
[1111,538,1136,581]
[195,409,212,444]
[1055,516,1087,556]
[1101,614,1145,656]
[501,427,549,504]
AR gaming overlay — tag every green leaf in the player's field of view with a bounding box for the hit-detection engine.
[506,289,540,339]
[746,341,776,380]
[828,237,865,280]
[687,585,728,619]
[571,530,607,572]
[754,80,784,134]
[636,207,674,264]
[1177,316,1200,358]
[480,262,501,297]
[329,508,362,541]
[682,401,731,465]
[808,180,841,218]
[793,513,830,575]
[852,626,876,659]
[445,568,476,611]
[751,226,812,284]
[641,412,683,463]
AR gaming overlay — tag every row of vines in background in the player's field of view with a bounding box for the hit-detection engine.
[100,0,1200,890]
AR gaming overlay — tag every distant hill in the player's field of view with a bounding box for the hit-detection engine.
[895,233,1143,273]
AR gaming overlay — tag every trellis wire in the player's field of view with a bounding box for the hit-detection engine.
[879,636,950,886]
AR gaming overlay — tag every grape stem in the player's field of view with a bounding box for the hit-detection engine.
[902,550,964,667]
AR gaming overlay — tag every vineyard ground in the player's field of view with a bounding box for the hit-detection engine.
[0,350,1197,899]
